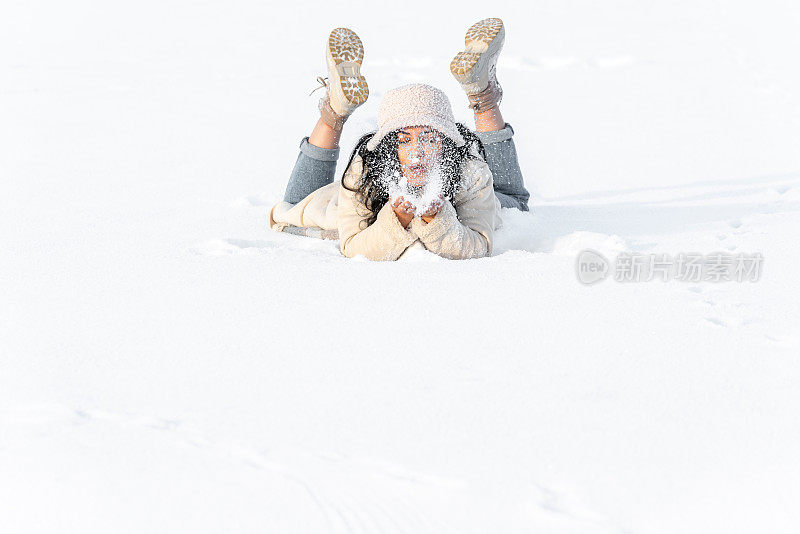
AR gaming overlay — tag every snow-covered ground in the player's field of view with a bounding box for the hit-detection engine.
[2,1,800,532]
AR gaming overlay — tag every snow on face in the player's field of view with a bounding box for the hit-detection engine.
[383,125,448,213]
[380,162,445,215]
[396,127,444,183]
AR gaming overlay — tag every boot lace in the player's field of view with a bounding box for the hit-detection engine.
[309,76,329,96]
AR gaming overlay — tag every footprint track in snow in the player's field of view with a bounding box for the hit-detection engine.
[714,232,739,251]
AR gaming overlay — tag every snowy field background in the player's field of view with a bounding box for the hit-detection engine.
[2,1,800,532]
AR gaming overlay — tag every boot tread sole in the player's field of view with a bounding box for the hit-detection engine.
[328,28,369,107]
[450,18,504,77]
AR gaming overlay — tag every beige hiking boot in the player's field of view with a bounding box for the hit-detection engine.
[315,27,369,129]
[450,18,505,111]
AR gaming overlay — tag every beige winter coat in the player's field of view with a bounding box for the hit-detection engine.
[269,152,502,261]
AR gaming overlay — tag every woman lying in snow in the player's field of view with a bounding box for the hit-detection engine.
[269,18,530,260]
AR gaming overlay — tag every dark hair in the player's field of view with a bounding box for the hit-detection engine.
[340,123,487,228]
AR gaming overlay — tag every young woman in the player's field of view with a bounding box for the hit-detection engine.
[269,18,530,261]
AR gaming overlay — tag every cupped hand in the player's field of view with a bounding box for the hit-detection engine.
[391,196,415,228]
[420,196,444,224]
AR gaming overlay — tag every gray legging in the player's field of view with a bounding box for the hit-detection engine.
[283,123,530,211]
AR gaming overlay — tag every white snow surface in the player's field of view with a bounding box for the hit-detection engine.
[2,1,800,533]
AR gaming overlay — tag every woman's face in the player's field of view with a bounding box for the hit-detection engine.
[396,125,444,187]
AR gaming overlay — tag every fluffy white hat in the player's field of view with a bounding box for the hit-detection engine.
[365,83,465,151]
